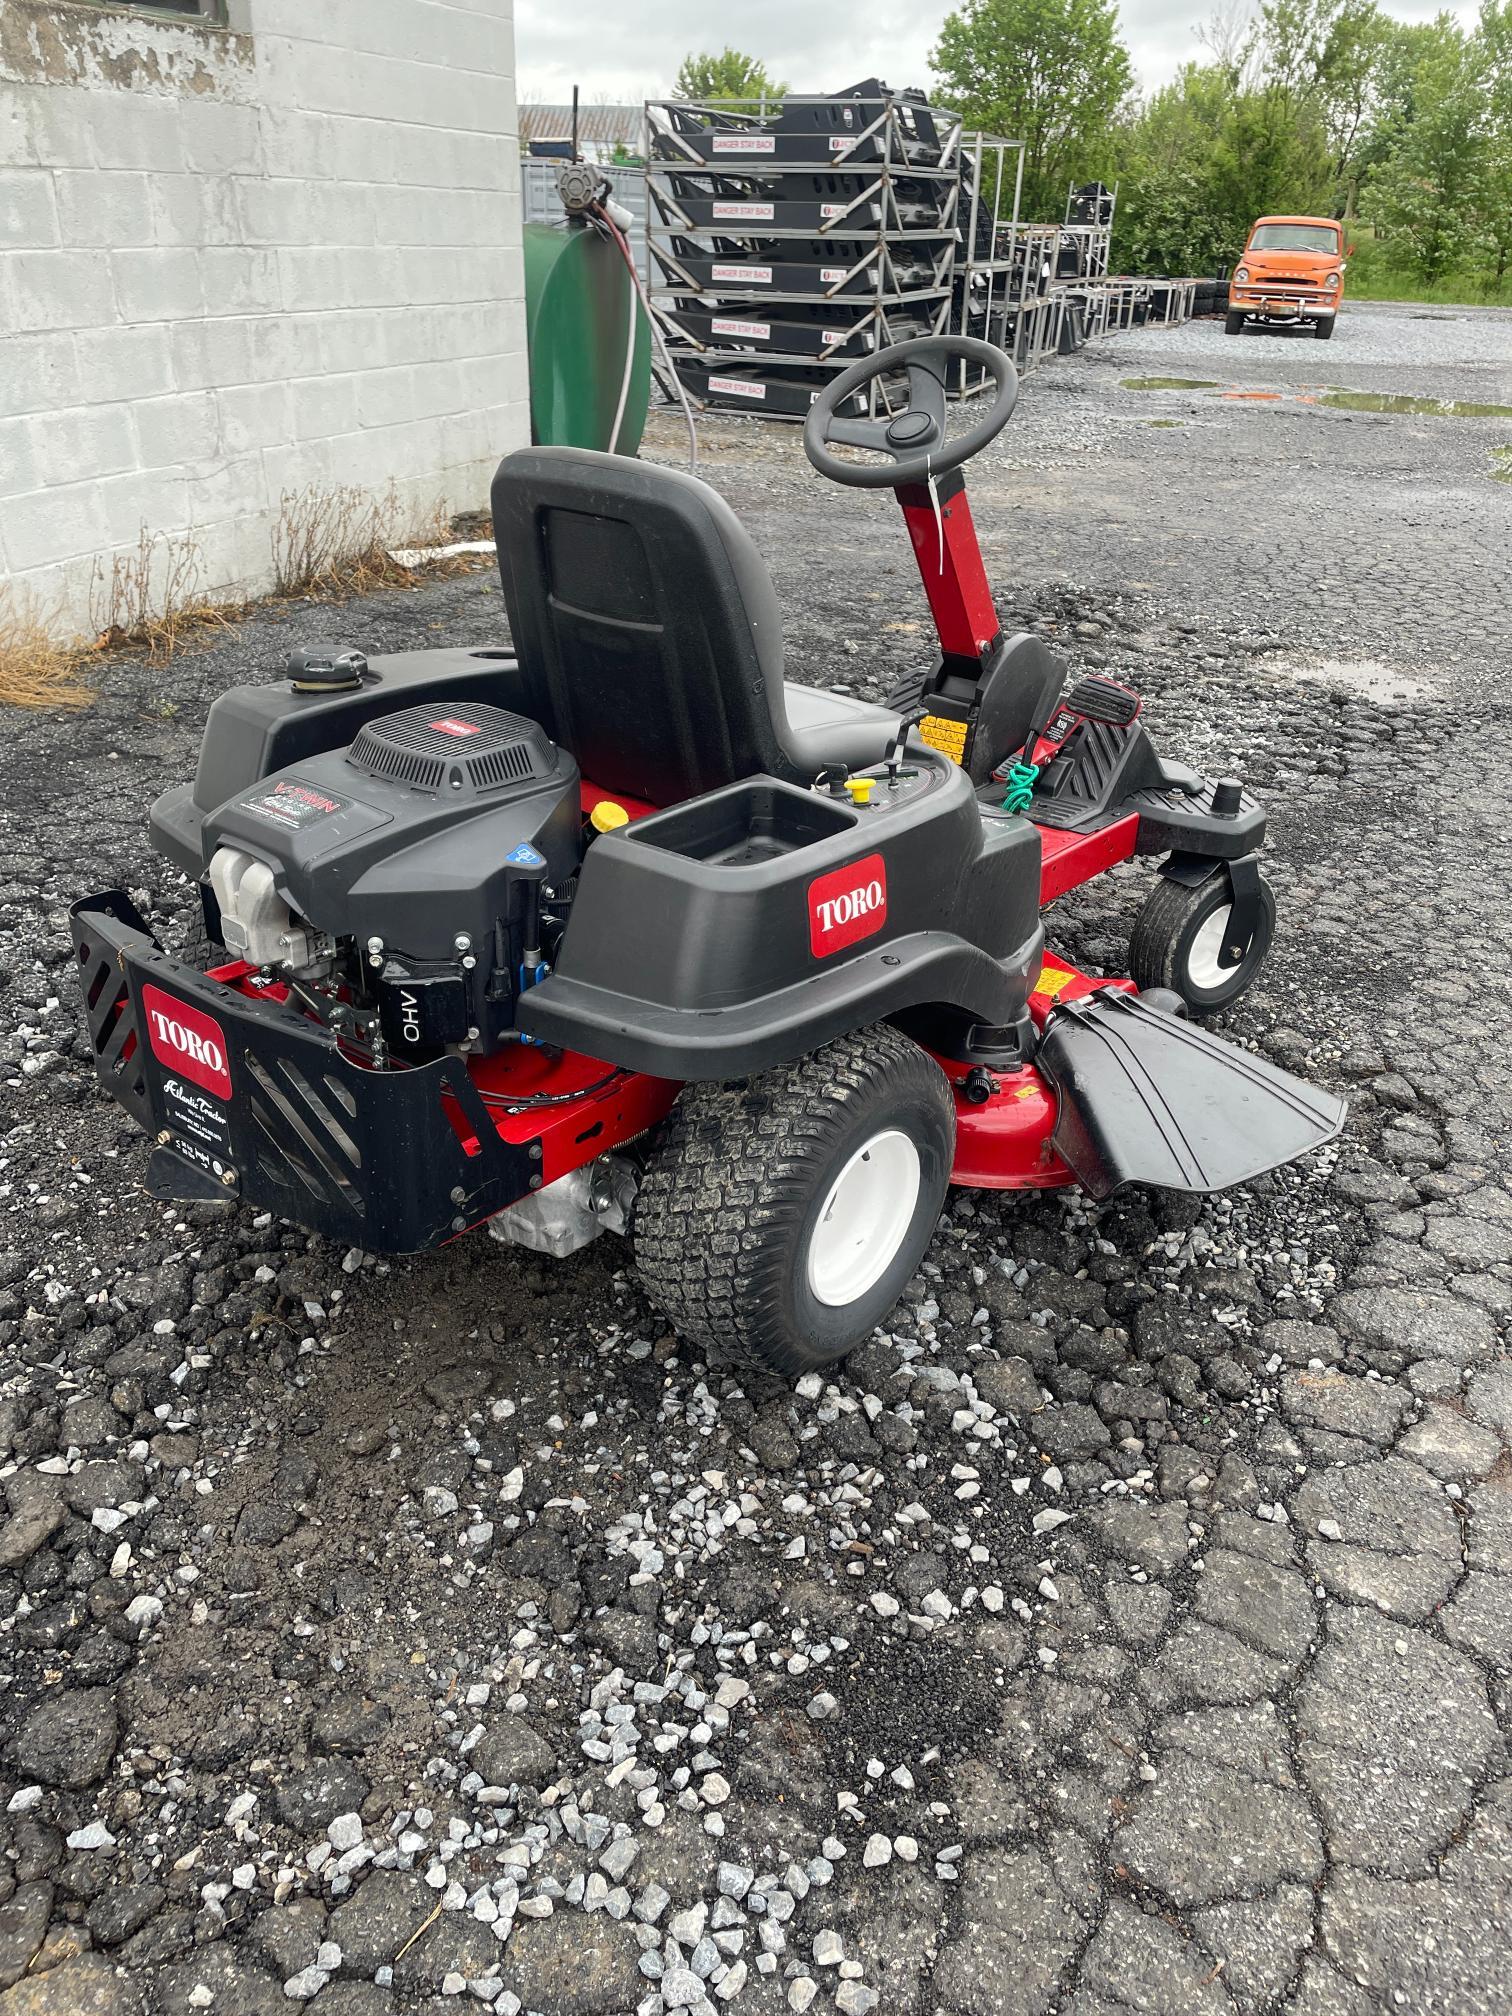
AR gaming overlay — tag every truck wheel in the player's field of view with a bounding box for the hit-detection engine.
[1224,310,1244,335]
[1313,319,1335,341]
[631,1025,955,1378]
[1129,871,1276,1014]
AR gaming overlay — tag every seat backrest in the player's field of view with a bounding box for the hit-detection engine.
[491,447,807,805]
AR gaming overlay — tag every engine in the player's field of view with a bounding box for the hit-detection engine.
[200,702,582,1061]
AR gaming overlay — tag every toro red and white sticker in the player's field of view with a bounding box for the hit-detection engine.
[142,985,232,1100]
[430,716,481,737]
[820,266,849,284]
[808,854,887,958]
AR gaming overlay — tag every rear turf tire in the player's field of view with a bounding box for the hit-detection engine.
[1224,310,1245,335]
[1129,872,1276,1015]
[182,907,227,969]
[631,1025,955,1378]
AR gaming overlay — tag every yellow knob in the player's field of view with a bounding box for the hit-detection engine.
[589,800,630,833]
[845,776,876,806]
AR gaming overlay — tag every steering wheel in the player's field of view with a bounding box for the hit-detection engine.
[803,335,1018,490]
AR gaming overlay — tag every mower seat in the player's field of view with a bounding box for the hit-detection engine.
[783,682,901,762]
[491,448,900,806]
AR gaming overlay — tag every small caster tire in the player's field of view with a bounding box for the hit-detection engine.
[1129,872,1276,1014]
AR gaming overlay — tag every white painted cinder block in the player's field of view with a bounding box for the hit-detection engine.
[1,0,527,626]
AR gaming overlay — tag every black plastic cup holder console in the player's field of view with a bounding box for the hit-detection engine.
[628,779,856,867]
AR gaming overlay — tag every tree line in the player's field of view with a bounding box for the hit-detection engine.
[930,0,1512,294]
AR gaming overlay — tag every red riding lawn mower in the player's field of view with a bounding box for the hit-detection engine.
[72,336,1344,1377]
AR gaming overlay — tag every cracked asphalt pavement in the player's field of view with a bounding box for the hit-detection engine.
[2,301,1510,2016]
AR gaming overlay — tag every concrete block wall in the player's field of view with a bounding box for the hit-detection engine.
[0,0,527,634]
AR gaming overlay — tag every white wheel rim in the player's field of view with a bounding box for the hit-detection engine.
[1187,905,1236,992]
[806,1128,922,1308]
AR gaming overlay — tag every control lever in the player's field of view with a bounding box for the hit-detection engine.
[999,680,1066,814]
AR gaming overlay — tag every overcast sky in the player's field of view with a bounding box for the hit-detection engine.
[514,0,1476,106]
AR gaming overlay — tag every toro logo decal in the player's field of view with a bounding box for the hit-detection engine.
[142,985,232,1100]
[430,717,481,738]
[808,853,887,958]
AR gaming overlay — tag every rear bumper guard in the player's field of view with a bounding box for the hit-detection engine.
[70,891,535,1253]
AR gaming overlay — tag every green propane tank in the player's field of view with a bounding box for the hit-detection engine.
[524,219,651,454]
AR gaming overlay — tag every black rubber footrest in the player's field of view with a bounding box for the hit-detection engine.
[1066,674,1140,725]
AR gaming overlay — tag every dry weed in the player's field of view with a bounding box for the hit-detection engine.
[90,527,236,665]
[271,482,459,600]
[0,586,91,711]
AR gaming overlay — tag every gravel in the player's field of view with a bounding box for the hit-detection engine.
[0,302,1509,2016]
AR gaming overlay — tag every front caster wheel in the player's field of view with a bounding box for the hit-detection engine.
[1129,871,1276,1014]
[631,1024,955,1379]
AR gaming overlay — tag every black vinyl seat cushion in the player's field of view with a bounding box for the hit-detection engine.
[490,448,897,805]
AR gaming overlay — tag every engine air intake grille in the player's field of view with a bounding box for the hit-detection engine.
[346,704,552,796]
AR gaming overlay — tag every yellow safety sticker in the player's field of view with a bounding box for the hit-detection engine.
[1033,964,1076,999]
[919,714,968,762]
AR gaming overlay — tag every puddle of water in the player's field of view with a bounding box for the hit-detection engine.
[1120,376,1221,391]
[1282,655,1436,705]
[1321,391,1512,418]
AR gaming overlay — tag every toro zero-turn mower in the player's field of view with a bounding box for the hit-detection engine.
[71,336,1344,1377]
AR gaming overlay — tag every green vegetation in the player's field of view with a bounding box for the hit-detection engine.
[1121,376,1222,390]
[928,0,1512,299]
[930,0,1134,217]
[1491,446,1512,480]
[1342,231,1512,304]
[672,49,786,103]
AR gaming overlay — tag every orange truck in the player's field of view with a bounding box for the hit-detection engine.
[1226,215,1351,341]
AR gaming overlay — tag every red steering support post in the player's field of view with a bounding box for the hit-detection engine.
[896,470,1001,667]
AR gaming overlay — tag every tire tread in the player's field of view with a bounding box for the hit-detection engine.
[631,1025,952,1378]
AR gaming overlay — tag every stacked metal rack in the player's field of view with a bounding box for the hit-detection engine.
[639,91,1199,422]
[948,134,1062,391]
[1049,182,1116,347]
[643,85,964,419]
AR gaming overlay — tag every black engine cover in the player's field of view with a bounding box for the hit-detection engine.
[202,702,581,1052]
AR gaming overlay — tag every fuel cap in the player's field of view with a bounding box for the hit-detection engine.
[287,646,368,693]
